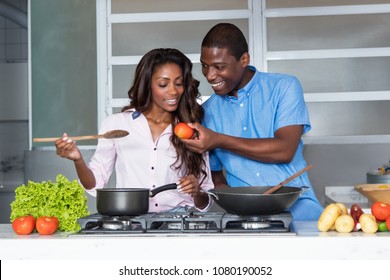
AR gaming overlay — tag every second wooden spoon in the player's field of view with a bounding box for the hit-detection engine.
[263,164,313,195]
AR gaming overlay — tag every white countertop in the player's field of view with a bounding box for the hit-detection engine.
[1,221,390,260]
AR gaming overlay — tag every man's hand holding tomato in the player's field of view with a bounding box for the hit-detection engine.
[177,122,219,154]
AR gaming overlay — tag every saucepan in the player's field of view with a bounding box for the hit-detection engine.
[96,183,177,216]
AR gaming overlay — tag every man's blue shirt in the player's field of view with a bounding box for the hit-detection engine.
[202,66,323,220]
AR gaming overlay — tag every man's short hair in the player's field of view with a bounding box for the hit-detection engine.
[201,23,248,60]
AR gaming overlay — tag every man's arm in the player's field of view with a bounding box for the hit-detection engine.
[182,123,303,164]
[211,170,229,189]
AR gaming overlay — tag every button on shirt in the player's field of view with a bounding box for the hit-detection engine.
[85,109,214,212]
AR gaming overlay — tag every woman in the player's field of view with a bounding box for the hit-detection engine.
[55,48,213,211]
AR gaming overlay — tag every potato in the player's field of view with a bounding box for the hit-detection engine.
[335,214,355,233]
[329,203,349,232]
[359,213,378,233]
[317,203,342,232]
[335,203,348,215]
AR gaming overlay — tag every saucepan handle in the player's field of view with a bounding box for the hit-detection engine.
[149,183,178,197]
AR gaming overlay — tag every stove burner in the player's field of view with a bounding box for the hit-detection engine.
[146,212,222,233]
[167,223,182,230]
[77,213,146,234]
[247,216,264,222]
[102,216,134,230]
[221,211,293,233]
[242,221,271,230]
[75,211,295,235]
[103,221,126,230]
[188,222,208,230]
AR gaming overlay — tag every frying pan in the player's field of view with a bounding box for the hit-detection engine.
[208,186,309,215]
[207,165,312,215]
[96,183,177,216]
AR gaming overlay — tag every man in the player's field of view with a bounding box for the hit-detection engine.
[181,23,323,220]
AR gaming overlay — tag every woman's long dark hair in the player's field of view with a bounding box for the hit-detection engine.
[122,48,207,183]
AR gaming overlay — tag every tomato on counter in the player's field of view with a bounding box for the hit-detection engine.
[371,202,390,221]
[36,216,59,235]
[12,215,36,235]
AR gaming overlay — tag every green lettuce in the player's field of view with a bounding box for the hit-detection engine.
[10,174,90,232]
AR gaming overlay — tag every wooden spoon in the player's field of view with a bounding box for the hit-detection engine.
[263,164,313,195]
[33,129,129,143]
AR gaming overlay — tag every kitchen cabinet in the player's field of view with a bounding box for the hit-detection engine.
[1,221,389,260]
[31,0,97,147]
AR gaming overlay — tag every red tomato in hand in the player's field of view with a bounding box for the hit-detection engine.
[174,122,194,139]
[371,202,390,221]
[12,215,36,235]
[36,216,59,235]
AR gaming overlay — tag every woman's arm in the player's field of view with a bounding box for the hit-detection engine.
[73,157,96,190]
[55,135,96,190]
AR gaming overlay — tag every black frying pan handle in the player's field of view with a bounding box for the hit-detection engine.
[149,183,178,197]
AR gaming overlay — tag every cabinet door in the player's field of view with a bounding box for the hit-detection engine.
[31,0,97,147]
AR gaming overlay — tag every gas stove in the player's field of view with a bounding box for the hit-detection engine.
[71,211,296,236]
